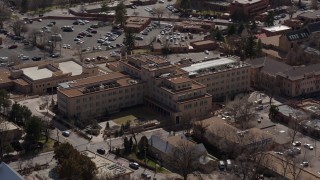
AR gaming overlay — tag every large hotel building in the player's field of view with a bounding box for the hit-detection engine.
[57,55,250,123]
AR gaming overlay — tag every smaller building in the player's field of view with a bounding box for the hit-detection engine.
[297,9,320,22]
[0,120,23,146]
[174,21,215,33]
[194,117,274,157]
[148,134,214,171]
[0,59,99,95]
[190,40,216,51]
[124,17,151,33]
[261,25,291,37]
[82,151,133,180]
[230,0,269,17]
[283,19,303,30]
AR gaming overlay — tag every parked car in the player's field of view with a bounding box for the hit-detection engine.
[20,55,29,60]
[304,144,314,150]
[218,161,225,170]
[129,162,139,169]
[50,53,60,58]
[255,105,263,111]
[97,148,106,155]
[135,36,144,40]
[292,141,301,146]
[300,161,309,167]
[141,172,151,179]
[62,131,70,137]
[8,45,18,49]
[32,56,41,61]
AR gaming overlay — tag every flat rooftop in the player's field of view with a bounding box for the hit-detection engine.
[21,60,83,81]
[278,105,307,119]
[192,40,215,46]
[59,61,83,76]
[232,0,264,4]
[262,25,291,32]
[126,17,150,25]
[82,151,132,178]
[0,121,20,131]
[22,67,53,80]
[168,76,191,84]
[65,72,126,88]
[59,75,142,97]
[182,57,247,76]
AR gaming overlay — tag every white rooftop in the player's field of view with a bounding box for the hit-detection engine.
[22,61,83,81]
[182,58,236,74]
[262,25,291,32]
[22,67,53,80]
[59,61,83,76]
[233,0,263,4]
[0,121,19,131]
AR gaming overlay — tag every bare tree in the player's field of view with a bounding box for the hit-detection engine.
[312,0,319,10]
[276,150,309,180]
[226,95,258,129]
[12,20,28,36]
[288,6,298,19]
[8,55,20,66]
[51,25,61,34]
[75,43,85,62]
[17,158,24,170]
[0,3,11,29]
[132,11,139,16]
[27,28,41,47]
[153,7,165,24]
[170,140,203,180]
[287,112,308,143]
[193,120,209,142]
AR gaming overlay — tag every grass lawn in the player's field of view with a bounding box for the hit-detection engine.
[110,106,161,126]
[127,153,170,173]
[38,136,56,153]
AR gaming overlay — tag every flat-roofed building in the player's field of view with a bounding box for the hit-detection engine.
[230,0,269,17]
[181,57,251,100]
[119,55,212,123]
[124,17,151,33]
[58,55,251,122]
[261,25,291,37]
[193,117,274,156]
[190,40,216,51]
[57,72,145,119]
[0,59,99,94]
[248,57,320,97]
[82,151,133,179]
[174,21,215,33]
[0,119,23,146]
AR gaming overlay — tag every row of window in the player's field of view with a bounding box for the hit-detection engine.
[76,87,142,103]
[184,100,208,110]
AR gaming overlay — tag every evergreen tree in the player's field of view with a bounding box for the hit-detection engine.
[123,30,135,51]
[256,39,262,57]
[101,1,109,13]
[21,0,29,13]
[245,36,256,59]
[265,11,275,27]
[227,24,236,36]
[115,2,126,27]
[237,23,245,35]
[25,116,43,141]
